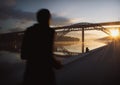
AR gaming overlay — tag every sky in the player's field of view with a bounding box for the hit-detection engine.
[0,0,120,33]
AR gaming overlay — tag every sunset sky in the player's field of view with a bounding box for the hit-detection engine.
[0,0,119,33]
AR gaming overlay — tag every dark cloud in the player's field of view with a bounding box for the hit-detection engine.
[11,9,35,20]
[8,27,25,32]
[0,0,16,8]
[0,27,25,33]
[51,13,72,26]
[0,6,71,26]
[0,0,72,32]
[0,0,35,20]
[0,0,71,25]
[0,7,35,20]
[0,4,71,26]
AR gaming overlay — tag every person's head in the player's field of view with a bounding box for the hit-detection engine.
[36,9,51,25]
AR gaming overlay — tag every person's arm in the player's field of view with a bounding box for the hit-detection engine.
[50,29,63,69]
[50,56,63,69]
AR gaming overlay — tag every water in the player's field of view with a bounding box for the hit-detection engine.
[65,41,106,52]
[0,30,110,61]
[54,30,109,56]
[54,40,107,55]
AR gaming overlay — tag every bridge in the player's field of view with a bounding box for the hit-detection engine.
[54,21,120,53]
[54,21,120,35]
[0,21,120,54]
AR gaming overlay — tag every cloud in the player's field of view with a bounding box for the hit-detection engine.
[0,0,36,33]
[8,28,25,32]
[51,13,72,26]
[0,7,35,21]
[0,0,16,8]
[0,0,73,32]
[0,0,35,20]
[0,0,71,25]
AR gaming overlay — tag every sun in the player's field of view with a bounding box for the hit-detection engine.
[110,29,119,37]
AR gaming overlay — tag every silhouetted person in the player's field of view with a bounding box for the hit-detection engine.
[21,9,62,85]
[86,47,89,53]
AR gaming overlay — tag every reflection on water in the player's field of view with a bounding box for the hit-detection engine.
[54,30,109,57]
[54,40,107,55]
[53,40,109,61]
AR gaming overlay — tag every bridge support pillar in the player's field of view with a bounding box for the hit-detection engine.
[82,28,84,53]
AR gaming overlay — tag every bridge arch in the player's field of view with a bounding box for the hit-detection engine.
[53,22,112,53]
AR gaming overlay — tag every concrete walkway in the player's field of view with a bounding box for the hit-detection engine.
[56,40,120,85]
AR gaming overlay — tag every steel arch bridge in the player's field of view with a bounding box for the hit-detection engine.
[0,21,120,53]
[54,22,120,36]
[53,21,120,53]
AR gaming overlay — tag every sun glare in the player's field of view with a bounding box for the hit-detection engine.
[110,29,119,37]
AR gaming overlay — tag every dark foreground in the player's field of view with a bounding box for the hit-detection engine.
[0,40,120,85]
[56,40,120,85]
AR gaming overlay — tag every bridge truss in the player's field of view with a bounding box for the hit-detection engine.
[54,22,110,53]
[0,21,120,53]
[54,22,111,36]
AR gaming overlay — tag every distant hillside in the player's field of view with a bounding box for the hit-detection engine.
[96,36,112,43]
[55,36,80,42]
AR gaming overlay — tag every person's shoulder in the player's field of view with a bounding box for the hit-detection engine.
[25,24,38,32]
[23,25,34,35]
[49,27,55,32]
[25,27,32,31]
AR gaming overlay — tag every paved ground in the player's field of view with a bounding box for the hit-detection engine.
[0,40,120,85]
[0,51,25,85]
[56,40,120,85]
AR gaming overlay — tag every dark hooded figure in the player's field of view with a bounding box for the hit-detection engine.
[21,9,62,85]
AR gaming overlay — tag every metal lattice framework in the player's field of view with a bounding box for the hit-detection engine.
[53,22,112,36]
[52,21,120,53]
[0,21,120,53]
